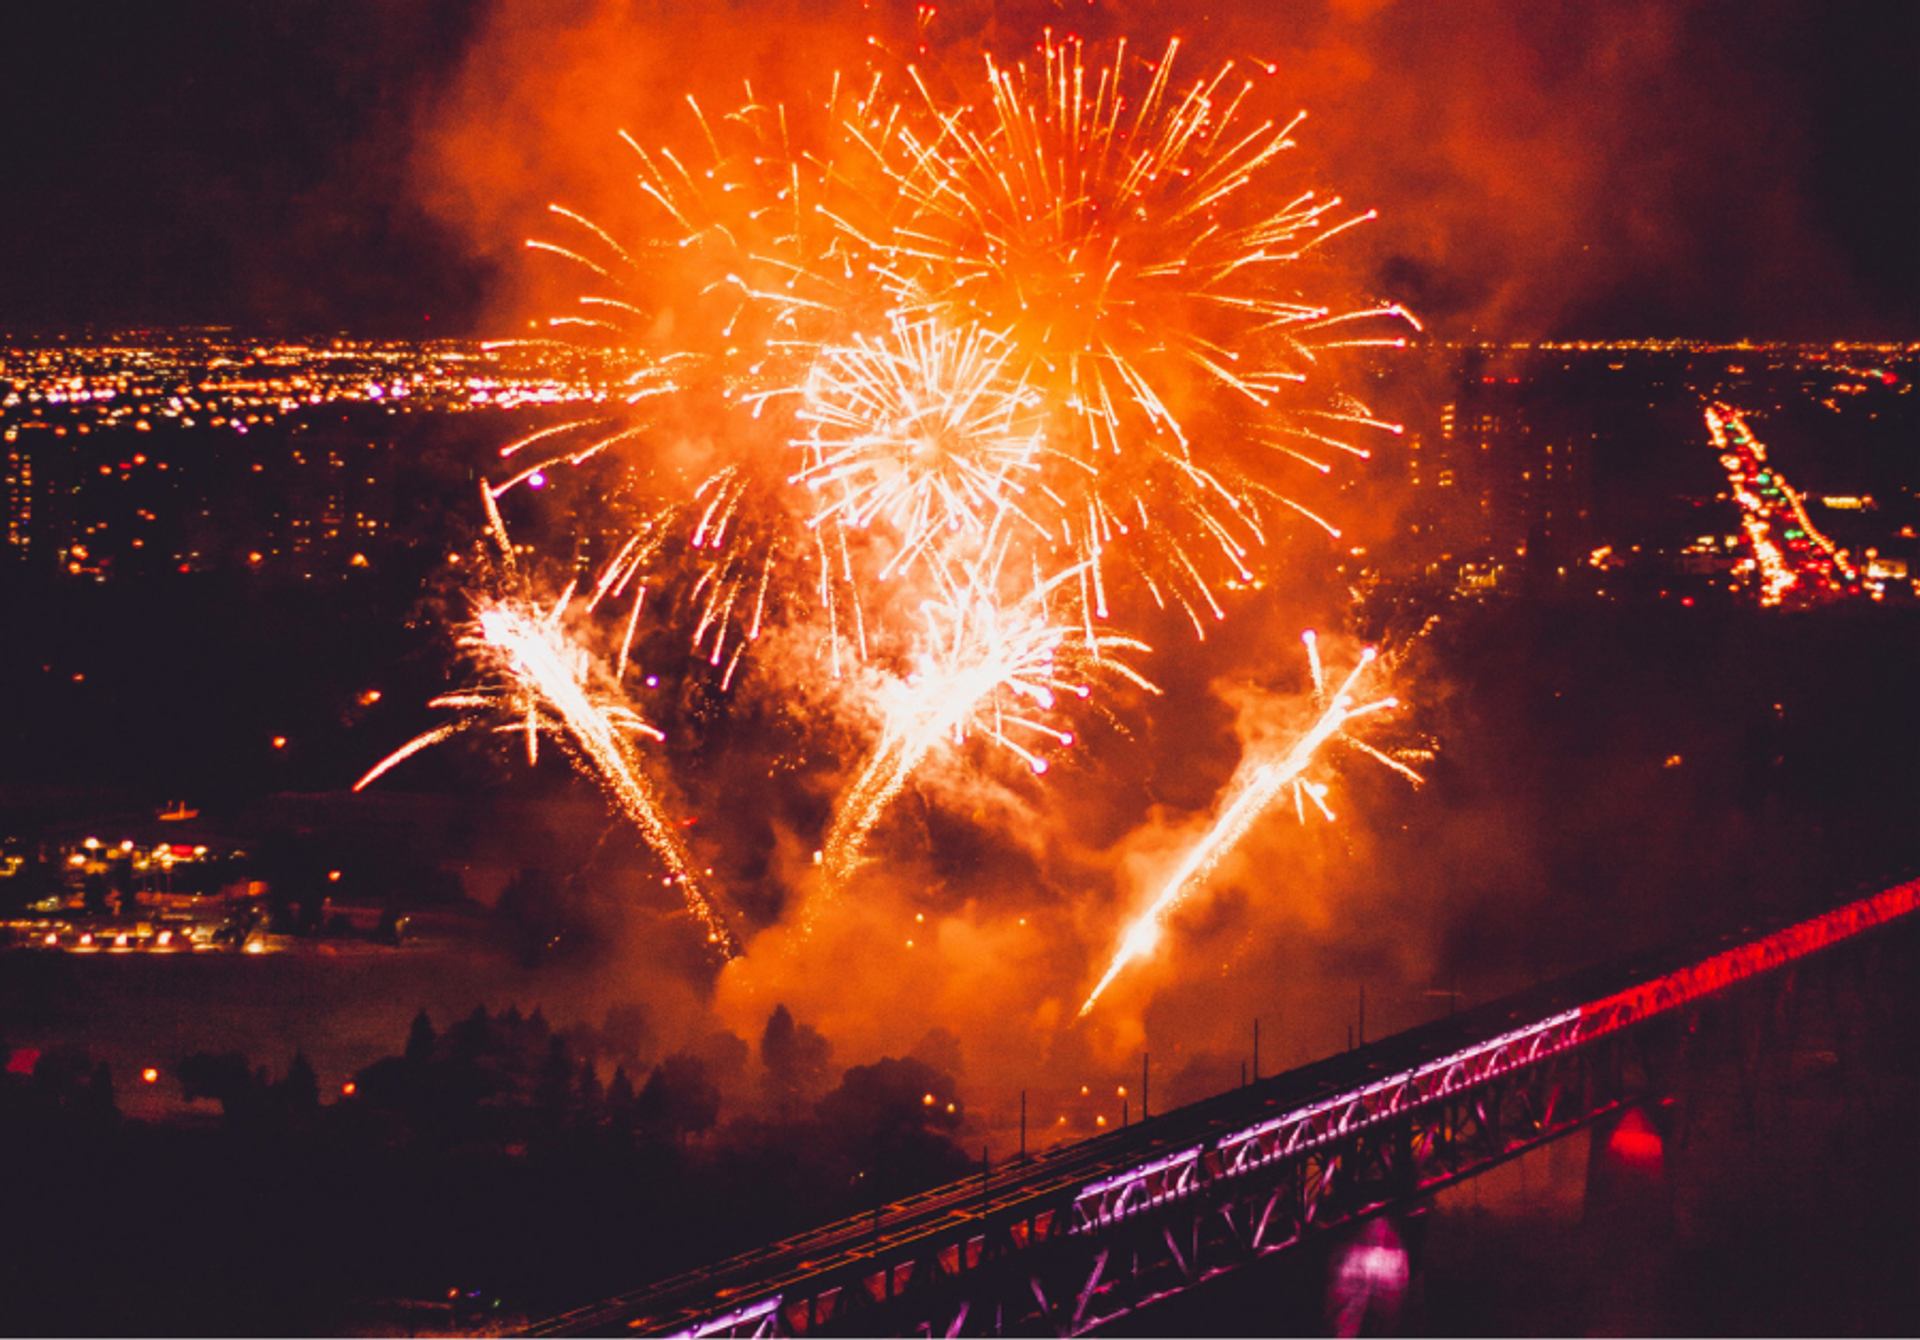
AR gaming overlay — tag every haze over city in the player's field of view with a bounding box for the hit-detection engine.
[3,3,1917,1336]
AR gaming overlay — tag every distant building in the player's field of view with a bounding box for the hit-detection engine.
[1399,351,1595,587]
[2,439,33,561]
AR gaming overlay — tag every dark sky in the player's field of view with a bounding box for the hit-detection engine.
[3,0,1915,338]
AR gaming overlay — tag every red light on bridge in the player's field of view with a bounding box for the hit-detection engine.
[1606,1108,1664,1165]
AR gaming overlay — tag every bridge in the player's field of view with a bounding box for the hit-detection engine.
[530,876,1920,1337]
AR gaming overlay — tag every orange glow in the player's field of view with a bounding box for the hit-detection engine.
[360,28,1426,1011]
[141,1067,159,1085]
[1081,635,1422,1016]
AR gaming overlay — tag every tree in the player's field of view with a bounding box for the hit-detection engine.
[910,1026,963,1078]
[636,1053,720,1143]
[607,1065,637,1131]
[404,1009,437,1067]
[598,1001,652,1064]
[535,1035,573,1117]
[817,1056,970,1196]
[695,1029,749,1086]
[760,1005,832,1116]
[178,1051,259,1122]
[281,1051,318,1113]
[448,1005,491,1061]
[575,1058,604,1124]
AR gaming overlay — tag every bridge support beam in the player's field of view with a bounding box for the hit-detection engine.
[568,882,1920,1340]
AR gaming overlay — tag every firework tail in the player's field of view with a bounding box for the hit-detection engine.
[1078,641,1407,1017]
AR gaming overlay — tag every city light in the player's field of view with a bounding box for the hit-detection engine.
[1706,403,1868,608]
[0,8,1915,1338]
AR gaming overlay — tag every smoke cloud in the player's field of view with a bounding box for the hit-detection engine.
[382,0,1918,1134]
[413,0,1893,341]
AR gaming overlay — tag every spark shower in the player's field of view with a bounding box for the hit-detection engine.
[361,32,1424,1014]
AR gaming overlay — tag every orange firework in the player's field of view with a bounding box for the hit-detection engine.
[862,35,1418,626]
[398,28,1418,964]
[1079,633,1424,1016]
[497,36,1411,675]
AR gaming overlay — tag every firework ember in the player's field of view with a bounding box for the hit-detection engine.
[820,551,1156,892]
[1078,633,1422,1017]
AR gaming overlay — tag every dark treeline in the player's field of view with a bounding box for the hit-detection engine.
[0,1000,972,1335]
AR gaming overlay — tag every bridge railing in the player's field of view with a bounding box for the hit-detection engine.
[544,876,1919,1337]
[1068,877,1920,1235]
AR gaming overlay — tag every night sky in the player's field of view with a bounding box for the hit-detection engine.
[3,0,1915,337]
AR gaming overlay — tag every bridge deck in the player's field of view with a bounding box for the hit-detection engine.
[530,875,1920,1337]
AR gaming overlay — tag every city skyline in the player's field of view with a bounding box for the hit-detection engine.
[3,4,1917,1335]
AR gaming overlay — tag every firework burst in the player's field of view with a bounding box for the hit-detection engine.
[861,35,1419,621]
[495,36,1412,679]
[387,27,1421,979]
[793,316,1053,576]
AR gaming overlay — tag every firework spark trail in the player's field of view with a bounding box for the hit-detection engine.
[356,582,740,957]
[819,555,1155,893]
[1078,635,1419,1017]
[477,599,738,953]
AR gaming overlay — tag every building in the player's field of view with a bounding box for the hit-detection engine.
[1398,350,1596,587]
